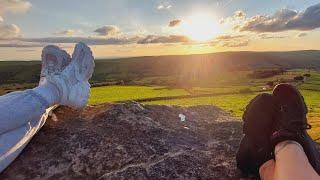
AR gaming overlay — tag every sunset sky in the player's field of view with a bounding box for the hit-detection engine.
[0,0,320,60]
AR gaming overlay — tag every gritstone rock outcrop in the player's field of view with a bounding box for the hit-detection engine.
[1,102,246,179]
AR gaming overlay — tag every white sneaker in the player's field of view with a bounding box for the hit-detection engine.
[39,45,71,86]
[47,42,95,109]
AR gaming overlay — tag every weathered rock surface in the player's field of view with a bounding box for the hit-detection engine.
[1,102,246,179]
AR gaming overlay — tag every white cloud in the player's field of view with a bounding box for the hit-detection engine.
[157,5,164,9]
[94,25,121,37]
[54,29,82,36]
[20,36,137,45]
[0,23,21,39]
[221,40,249,47]
[157,3,172,10]
[16,34,191,45]
[137,35,190,44]
[0,43,43,48]
[213,34,249,47]
[0,0,32,15]
[0,0,30,40]
[234,11,246,19]
[258,34,286,39]
[220,10,246,24]
[216,34,245,40]
[236,3,320,32]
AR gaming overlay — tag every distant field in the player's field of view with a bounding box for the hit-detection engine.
[89,85,263,105]
[89,86,189,104]
[88,70,320,117]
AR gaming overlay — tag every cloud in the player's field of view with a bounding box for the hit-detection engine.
[220,10,246,24]
[0,42,73,49]
[0,0,30,40]
[20,36,139,45]
[54,29,82,36]
[234,11,246,19]
[16,49,36,52]
[212,34,249,47]
[258,34,286,39]
[297,32,308,37]
[0,43,44,48]
[137,35,190,44]
[169,20,181,27]
[0,9,22,40]
[0,0,32,15]
[216,34,245,40]
[17,35,191,45]
[94,25,121,36]
[237,3,320,32]
[0,23,21,39]
[221,40,249,47]
[157,3,172,10]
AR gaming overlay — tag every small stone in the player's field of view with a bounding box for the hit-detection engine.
[179,113,186,122]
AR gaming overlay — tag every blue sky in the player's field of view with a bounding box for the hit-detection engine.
[0,0,320,60]
[4,0,317,37]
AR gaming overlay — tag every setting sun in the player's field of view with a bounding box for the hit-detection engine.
[181,13,221,42]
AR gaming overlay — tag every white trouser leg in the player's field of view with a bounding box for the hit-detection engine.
[0,89,52,172]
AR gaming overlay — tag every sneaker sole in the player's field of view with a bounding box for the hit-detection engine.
[273,84,320,174]
[272,83,308,113]
[41,45,71,78]
[71,42,95,82]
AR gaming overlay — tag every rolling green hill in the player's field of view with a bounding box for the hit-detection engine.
[1,50,320,86]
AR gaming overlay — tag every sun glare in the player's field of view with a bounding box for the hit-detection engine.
[181,13,221,42]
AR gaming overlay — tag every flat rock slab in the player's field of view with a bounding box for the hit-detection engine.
[1,102,246,179]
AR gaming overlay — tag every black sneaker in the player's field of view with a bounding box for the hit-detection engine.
[236,93,276,176]
[236,135,256,175]
[271,83,320,175]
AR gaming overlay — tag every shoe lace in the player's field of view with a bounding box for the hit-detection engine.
[289,121,312,130]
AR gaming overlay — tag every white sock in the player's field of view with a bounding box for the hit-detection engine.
[32,80,61,106]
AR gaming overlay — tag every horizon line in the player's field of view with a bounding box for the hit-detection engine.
[1,49,320,62]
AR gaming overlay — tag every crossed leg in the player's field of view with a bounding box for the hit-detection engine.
[260,141,320,180]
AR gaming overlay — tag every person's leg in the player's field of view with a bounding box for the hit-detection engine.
[0,85,58,135]
[259,141,320,180]
[0,42,94,172]
[0,42,94,135]
[0,83,60,172]
[236,94,276,176]
[271,84,320,174]
[259,160,275,180]
[0,106,51,172]
[273,141,320,180]
[0,45,71,135]
[241,84,320,180]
